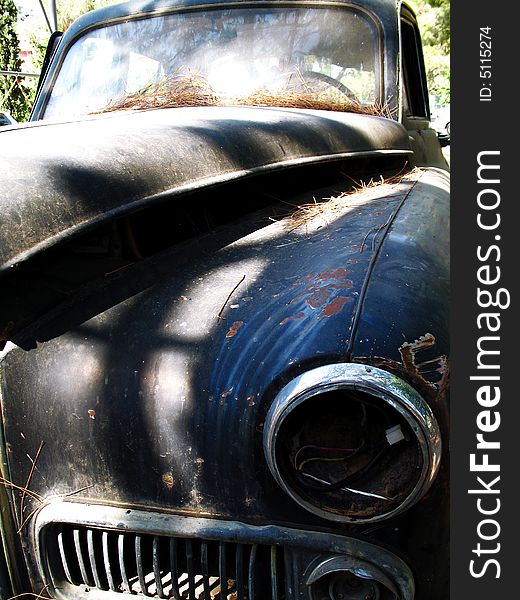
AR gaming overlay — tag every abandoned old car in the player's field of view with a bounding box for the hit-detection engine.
[0,0,449,598]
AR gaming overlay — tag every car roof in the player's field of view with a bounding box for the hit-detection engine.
[64,0,399,41]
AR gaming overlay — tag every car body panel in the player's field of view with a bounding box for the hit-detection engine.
[0,168,449,596]
[0,107,410,275]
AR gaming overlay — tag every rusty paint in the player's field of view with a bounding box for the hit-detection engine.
[306,287,333,309]
[247,396,255,407]
[318,296,352,319]
[225,321,244,338]
[290,269,354,311]
[87,409,95,420]
[318,268,349,280]
[162,473,174,489]
[221,387,234,399]
[244,497,255,507]
[399,333,449,391]
[280,312,305,326]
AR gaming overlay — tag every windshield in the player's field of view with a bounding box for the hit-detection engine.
[43,6,380,119]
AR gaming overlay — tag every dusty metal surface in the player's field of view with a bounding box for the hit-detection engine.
[0,107,410,275]
[0,168,449,597]
[1,177,416,519]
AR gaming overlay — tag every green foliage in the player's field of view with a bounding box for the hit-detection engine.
[19,0,120,120]
[407,0,450,105]
[57,0,120,31]
[0,0,31,121]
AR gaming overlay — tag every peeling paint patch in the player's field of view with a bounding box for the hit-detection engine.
[162,473,174,489]
[87,409,96,420]
[280,312,305,326]
[306,287,334,309]
[399,333,449,390]
[221,387,234,399]
[318,268,350,279]
[291,269,353,310]
[247,396,255,407]
[318,296,352,318]
[226,321,244,338]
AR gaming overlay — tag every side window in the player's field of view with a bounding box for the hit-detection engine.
[400,16,430,119]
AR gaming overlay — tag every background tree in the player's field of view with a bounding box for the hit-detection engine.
[408,0,450,106]
[57,0,119,31]
[1,0,31,121]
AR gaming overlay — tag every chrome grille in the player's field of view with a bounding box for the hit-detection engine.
[48,523,286,599]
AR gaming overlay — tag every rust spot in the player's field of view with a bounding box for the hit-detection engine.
[280,312,305,326]
[290,269,353,310]
[247,396,255,407]
[244,497,255,507]
[195,457,204,469]
[318,296,352,319]
[226,321,244,338]
[162,473,174,489]
[346,259,358,264]
[399,333,449,390]
[318,268,349,280]
[221,387,234,399]
[87,409,95,420]
[306,287,333,309]
[208,396,214,402]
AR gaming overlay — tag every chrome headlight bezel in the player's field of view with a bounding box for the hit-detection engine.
[263,363,442,523]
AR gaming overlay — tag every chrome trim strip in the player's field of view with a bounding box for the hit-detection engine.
[263,363,442,523]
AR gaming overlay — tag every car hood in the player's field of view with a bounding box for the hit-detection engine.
[0,106,410,274]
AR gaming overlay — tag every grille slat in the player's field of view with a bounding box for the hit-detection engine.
[102,531,117,592]
[248,545,257,599]
[118,534,131,593]
[201,541,210,599]
[153,536,165,598]
[271,546,278,600]
[136,535,150,597]
[235,544,244,600]
[87,529,104,590]
[57,526,77,585]
[218,541,227,599]
[185,539,196,600]
[73,528,93,587]
[48,524,285,599]
[169,538,181,600]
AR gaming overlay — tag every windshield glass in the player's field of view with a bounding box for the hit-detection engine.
[43,6,380,119]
